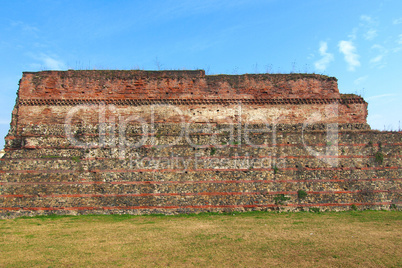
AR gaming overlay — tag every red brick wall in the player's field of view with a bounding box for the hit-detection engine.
[18,70,340,100]
[8,70,367,135]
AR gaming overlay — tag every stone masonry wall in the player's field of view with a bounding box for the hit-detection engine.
[1,123,401,217]
[0,70,400,218]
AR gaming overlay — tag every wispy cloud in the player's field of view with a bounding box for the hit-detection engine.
[29,53,66,70]
[42,56,65,70]
[370,55,383,63]
[360,15,378,40]
[366,94,397,101]
[90,0,255,39]
[370,44,387,68]
[338,41,360,71]
[314,42,334,71]
[391,34,402,53]
[360,15,373,23]
[398,34,402,45]
[348,27,358,40]
[393,18,402,24]
[364,29,377,40]
[354,76,368,85]
[10,20,39,34]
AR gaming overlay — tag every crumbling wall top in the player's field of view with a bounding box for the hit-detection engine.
[18,70,340,100]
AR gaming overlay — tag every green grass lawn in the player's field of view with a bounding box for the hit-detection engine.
[0,211,401,267]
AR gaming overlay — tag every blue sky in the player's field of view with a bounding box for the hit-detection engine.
[0,0,401,148]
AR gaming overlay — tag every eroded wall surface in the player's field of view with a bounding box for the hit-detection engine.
[0,70,400,218]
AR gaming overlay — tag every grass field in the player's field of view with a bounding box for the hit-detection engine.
[0,211,401,267]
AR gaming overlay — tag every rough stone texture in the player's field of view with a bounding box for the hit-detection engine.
[0,70,400,218]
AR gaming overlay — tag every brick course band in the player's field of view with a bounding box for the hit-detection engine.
[18,97,366,106]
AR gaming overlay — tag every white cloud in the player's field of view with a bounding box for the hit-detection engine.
[42,56,65,70]
[338,41,360,71]
[10,20,39,34]
[354,76,368,85]
[370,55,383,64]
[398,34,402,45]
[370,44,388,68]
[372,44,384,50]
[360,15,373,23]
[314,42,334,71]
[364,29,377,40]
[348,27,358,40]
[359,15,378,40]
[29,53,66,70]
[393,18,402,24]
[390,35,402,53]
[366,94,397,101]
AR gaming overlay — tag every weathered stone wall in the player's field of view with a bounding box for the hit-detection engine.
[0,70,400,218]
[12,102,367,126]
[1,123,401,217]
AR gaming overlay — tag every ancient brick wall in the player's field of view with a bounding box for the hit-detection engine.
[7,70,368,140]
[19,70,340,100]
[0,70,400,218]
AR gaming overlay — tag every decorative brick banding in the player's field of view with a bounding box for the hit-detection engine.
[18,97,366,106]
